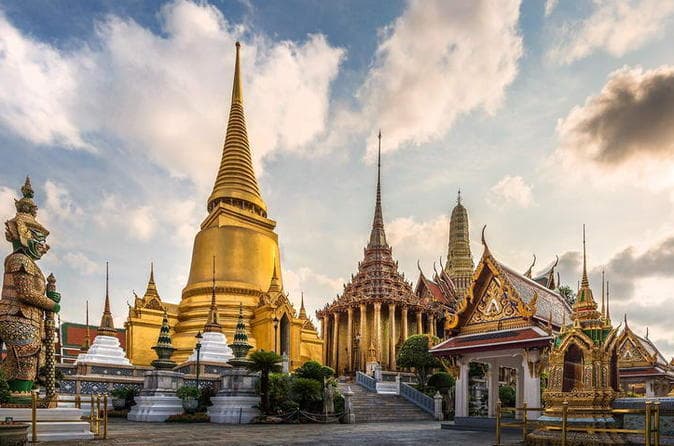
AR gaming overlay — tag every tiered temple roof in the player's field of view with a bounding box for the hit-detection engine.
[317,133,443,318]
[617,316,674,381]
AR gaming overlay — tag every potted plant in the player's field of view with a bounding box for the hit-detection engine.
[177,386,200,414]
[110,387,130,410]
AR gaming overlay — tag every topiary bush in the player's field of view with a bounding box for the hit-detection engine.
[290,377,322,411]
[294,361,334,383]
[499,385,516,407]
[428,372,455,392]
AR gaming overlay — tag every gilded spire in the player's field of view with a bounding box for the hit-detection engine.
[80,300,90,352]
[204,256,223,333]
[151,310,177,370]
[208,42,267,216]
[368,130,387,248]
[97,262,117,337]
[572,226,600,322]
[144,262,160,299]
[445,189,474,295]
[228,302,253,364]
[268,259,282,293]
[299,291,307,319]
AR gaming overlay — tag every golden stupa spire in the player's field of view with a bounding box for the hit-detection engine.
[144,262,160,299]
[207,42,267,216]
[80,300,90,352]
[572,225,600,322]
[97,262,117,337]
[268,259,282,293]
[299,291,307,319]
[368,130,387,248]
[204,256,223,333]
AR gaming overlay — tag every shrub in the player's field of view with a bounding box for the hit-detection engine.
[294,361,334,383]
[110,386,139,409]
[269,373,293,413]
[396,334,441,390]
[246,350,283,414]
[499,385,516,407]
[428,372,455,391]
[176,385,200,400]
[198,384,216,412]
[290,377,322,410]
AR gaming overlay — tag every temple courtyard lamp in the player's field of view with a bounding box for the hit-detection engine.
[195,331,203,389]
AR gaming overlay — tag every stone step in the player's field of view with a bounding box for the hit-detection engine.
[339,383,433,423]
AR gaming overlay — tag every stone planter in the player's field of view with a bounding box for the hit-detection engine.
[182,397,199,414]
[0,423,29,446]
[112,398,127,411]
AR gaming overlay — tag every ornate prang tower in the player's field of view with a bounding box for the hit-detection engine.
[445,191,473,296]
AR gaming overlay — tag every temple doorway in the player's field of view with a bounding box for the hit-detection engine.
[280,313,290,356]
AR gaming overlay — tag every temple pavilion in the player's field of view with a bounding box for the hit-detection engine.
[316,133,447,375]
[617,316,674,396]
[431,227,571,418]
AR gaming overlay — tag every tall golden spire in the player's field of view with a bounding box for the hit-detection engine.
[204,256,223,333]
[80,300,90,352]
[572,225,600,322]
[144,262,160,299]
[98,262,117,337]
[368,130,387,248]
[268,260,282,293]
[299,291,307,319]
[445,189,474,295]
[208,42,267,216]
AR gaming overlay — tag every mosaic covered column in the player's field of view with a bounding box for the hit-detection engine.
[346,307,354,372]
[401,306,408,342]
[388,303,397,369]
[332,312,340,371]
[374,301,382,359]
[321,315,328,365]
[416,311,423,334]
[359,302,368,371]
[429,314,436,337]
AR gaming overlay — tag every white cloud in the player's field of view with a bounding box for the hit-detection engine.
[353,0,523,158]
[544,0,559,17]
[550,65,674,191]
[283,266,343,320]
[63,251,101,275]
[387,215,448,256]
[0,1,344,191]
[44,180,84,221]
[549,0,674,64]
[487,175,535,208]
[0,186,15,223]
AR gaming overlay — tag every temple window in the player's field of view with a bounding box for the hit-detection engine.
[562,343,583,392]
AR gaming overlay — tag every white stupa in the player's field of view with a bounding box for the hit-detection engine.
[76,263,131,366]
[187,260,233,364]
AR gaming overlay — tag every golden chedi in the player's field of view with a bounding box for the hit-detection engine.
[125,42,322,368]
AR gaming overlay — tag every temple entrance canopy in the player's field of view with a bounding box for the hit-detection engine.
[431,228,571,418]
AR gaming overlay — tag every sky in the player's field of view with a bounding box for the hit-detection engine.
[2,0,674,356]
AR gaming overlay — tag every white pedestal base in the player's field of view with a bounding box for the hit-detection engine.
[76,335,131,365]
[127,395,184,422]
[207,396,260,424]
[0,407,94,442]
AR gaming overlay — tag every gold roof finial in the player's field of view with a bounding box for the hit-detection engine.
[457,189,461,205]
[368,129,387,248]
[97,262,117,337]
[204,256,222,333]
[601,270,605,317]
[268,258,282,293]
[208,41,267,216]
[299,291,307,319]
[80,300,90,352]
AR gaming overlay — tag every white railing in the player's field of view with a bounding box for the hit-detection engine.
[399,382,434,415]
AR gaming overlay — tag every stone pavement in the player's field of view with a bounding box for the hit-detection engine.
[57,419,520,445]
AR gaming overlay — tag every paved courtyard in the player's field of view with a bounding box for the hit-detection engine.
[58,419,519,445]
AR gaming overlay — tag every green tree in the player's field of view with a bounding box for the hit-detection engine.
[558,285,576,307]
[499,385,516,407]
[396,334,441,390]
[290,377,322,410]
[294,360,334,384]
[246,349,283,414]
[427,372,455,392]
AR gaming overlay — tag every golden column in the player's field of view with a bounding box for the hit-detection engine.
[346,307,353,372]
[429,314,436,337]
[416,310,423,334]
[359,302,367,370]
[402,305,408,342]
[388,303,396,369]
[332,312,340,371]
[322,315,329,365]
[374,301,382,359]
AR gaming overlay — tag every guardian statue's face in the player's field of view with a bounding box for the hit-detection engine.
[26,226,49,259]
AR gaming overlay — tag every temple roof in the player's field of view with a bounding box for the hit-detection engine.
[414,263,458,307]
[431,326,552,355]
[618,316,671,370]
[317,133,438,317]
[207,42,267,216]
